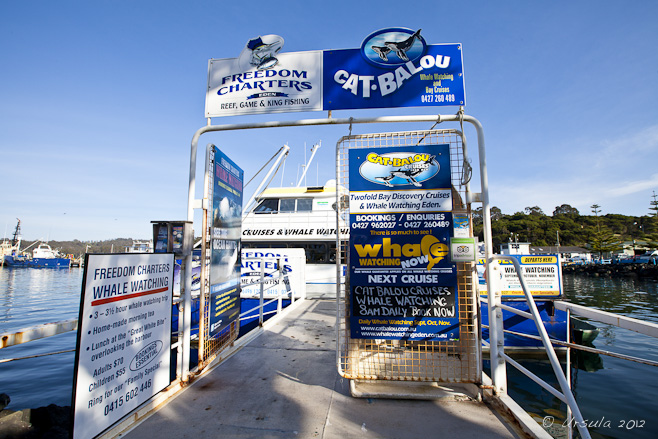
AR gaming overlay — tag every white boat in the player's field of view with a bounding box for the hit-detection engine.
[1,219,22,266]
[241,179,349,297]
[125,239,153,253]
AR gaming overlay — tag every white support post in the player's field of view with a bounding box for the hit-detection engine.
[487,261,507,394]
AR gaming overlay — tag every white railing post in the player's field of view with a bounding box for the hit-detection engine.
[259,259,265,326]
[487,260,507,394]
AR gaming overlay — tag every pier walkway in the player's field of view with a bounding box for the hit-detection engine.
[122,298,526,439]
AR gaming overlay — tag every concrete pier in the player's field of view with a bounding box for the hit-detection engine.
[121,298,528,439]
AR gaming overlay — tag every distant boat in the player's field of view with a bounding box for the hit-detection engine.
[1,219,23,267]
[126,239,153,253]
[4,242,71,269]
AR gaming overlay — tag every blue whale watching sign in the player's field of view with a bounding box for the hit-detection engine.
[348,144,460,341]
[205,28,465,117]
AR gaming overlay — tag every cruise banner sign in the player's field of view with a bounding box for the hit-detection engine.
[206,29,465,117]
[208,146,244,337]
[348,144,459,341]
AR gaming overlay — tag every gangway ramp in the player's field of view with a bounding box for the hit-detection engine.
[122,298,530,439]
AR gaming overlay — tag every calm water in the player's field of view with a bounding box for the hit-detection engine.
[1,268,657,439]
[0,267,82,410]
[507,274,658,439]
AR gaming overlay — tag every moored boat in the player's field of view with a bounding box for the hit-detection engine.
[4,242,71,268]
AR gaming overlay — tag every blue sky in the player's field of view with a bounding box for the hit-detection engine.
[1,1,657,241]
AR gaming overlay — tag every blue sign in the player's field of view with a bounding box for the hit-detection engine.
[348,144,460,341]
[209,147,244,337]
[323,28,465,111]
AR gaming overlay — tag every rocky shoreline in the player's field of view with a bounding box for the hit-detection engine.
[563,263,658,280]
[0,394,70,439]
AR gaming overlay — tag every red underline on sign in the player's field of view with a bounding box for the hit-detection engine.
[91,287,168,306]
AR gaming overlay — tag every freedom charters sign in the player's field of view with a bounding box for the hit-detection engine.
[205,29,465,117]
[72,253,173,439]
[348,144,460,341]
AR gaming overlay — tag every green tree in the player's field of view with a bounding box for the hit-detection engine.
[553,204,579,217]
[588,227,623,258]
[591,204,602,233]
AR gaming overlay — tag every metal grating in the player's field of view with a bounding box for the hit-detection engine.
[336,130,480,383]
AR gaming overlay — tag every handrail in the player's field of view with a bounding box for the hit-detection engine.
[0,319,78,349]
[481,323,658,367]
[554,301,658,338]
[489,255,591,439]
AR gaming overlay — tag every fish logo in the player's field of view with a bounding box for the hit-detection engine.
[359,151,439,187]
[361,28,426,67]
[238,35,284,71]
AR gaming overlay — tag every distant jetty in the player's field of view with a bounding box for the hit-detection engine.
[563,263,658,280]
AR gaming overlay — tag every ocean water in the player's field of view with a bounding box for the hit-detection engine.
[1,267,657,439]
[0,268,82,410]
[507,274,658,439]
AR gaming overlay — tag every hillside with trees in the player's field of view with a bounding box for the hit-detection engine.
[473,202,658,254]
[17,238,138,257]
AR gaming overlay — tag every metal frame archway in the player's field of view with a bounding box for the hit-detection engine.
[179,113,502,392]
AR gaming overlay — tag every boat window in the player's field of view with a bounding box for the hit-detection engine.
[296,198,312,212]
[303,243,327,263]
[254,198,279,214]
[279,198,296,212]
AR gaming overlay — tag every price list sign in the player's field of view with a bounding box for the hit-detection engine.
[73,253,173,439]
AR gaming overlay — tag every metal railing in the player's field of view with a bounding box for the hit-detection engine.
[485,255,592,439]
[238,257,303,326]
[0,319,79,363]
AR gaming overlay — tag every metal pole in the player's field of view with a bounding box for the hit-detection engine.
[296,142,320,187]
[259,259,264,326]
[459,115,506,394]
[243,144,290,214]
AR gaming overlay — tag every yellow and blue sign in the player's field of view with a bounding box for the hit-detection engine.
[348,144,460,341]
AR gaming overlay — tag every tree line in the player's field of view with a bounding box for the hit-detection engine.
[473,202,658,255]
[18,238,136,257]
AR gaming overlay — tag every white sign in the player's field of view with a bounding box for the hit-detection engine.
[240,248,305,299]
[349,189,452,213]
[477,255,562,298]
[73,253,173,439]
[206,50,323,117]
[450,237,477,262]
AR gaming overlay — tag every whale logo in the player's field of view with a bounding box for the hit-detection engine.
[421,235,449,270]
[361,28,426,67]
[359,151,439,187]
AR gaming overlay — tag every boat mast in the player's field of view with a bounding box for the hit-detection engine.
[11,219,21,249]
[243,144,290,215]
[296,142,321,187]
